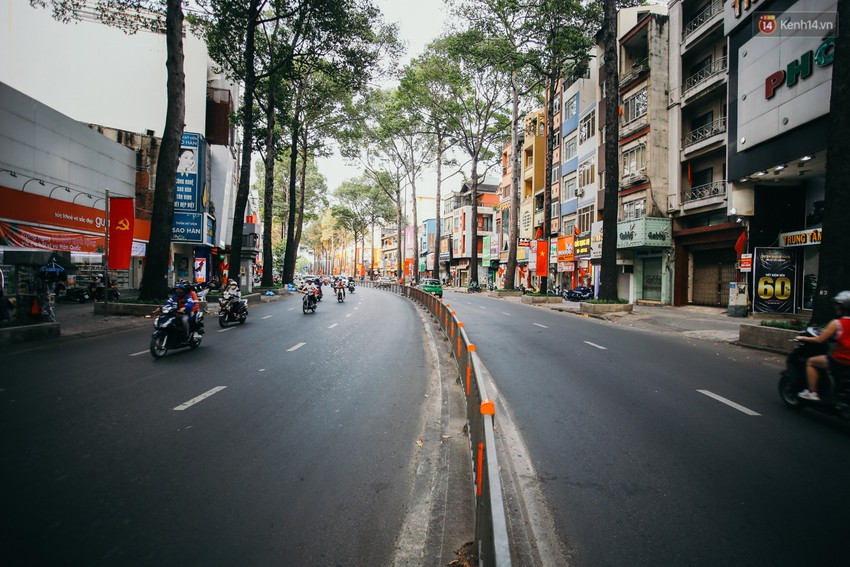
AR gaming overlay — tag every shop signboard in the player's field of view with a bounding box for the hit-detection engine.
[753,247,796,313]
[779,227,822,247]
[549,239,558,265]
[172,212,204,243]
[482,235,491,262]
[740,253,753,272]
[176,133,205,213]
[574,231,591,259]
[617,218,672,248]
[557,235,574,262]
[591,221,603,260]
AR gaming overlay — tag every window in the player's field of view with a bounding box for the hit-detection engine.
[692,167,713,187]
[551,202,559,218]
[578,206,593,233]
[622,199,646,221]
[561,220,575,236]
[551,165,559,184]
[564,95,577,120]
[622,145,647,176]
[622,88,648,124]
[563,177,577,200]
[479,215,493,232]
[579,110,596,144]
[564,137,577,161]
[578,158,595,188]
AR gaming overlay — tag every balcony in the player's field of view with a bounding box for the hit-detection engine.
[619,58,649,90]
[682,179,726,209]
[682,116,726,153]
[620,169,648,187]
[681,57,727,103]
[620,113,648,140]
[682,0,722,43]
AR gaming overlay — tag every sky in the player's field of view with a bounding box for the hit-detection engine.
[315,0,450,216]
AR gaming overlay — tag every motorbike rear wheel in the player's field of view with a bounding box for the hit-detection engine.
[778,373,803,410]
[219,313,228,328]
[338,290,344,302]
[150,335,168,359]
[189,335,202,349]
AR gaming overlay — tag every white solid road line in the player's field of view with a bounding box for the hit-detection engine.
[129,350,148,357]
[346,313,352,318]
[584,341,607,350]
[287,342,306,352]
[328,323,338,329]
[218,327,234,332]
[173,386,227,411]
[502,312,511,316]
[262,315,272,319]
[479,306,487,309]
[533,323,548,328]
[697,390,761,416]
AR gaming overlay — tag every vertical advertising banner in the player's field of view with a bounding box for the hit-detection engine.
[175,133,204,212]
[107,197,135,270]
[753,247,796,313]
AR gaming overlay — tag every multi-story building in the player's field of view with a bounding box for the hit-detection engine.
[668,0,739,307]
[418,218,437,279]
[444,178,499,287]
[613,5,671,303]
[496,142,515,287]
[519,109,547,288]
[0,2,248,290]
[380,228,399,278]
[723,0,835,314]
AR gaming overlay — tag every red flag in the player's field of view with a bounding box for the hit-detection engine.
[686,161,693,188]
[574,224,580,235]
[108,197,134,270]
[734,231,747,257]
[536,239,548,277]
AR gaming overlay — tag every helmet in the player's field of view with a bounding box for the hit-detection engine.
[228,279,237,285]
[832,291,850,312]
[174,283,186,292]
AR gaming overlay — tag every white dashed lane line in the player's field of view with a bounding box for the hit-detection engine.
[698,390,761,416]
[262,315,272,320]
[328,323,338,329]
[287,342,306,352]
[218,327,234,333]
[584,341,607,350]
[502,312,511,316]
[173,386,227,411]
[129,351,148,357]
[533,323,548,328]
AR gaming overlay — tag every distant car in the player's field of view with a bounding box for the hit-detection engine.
[418,278,443,298]
[377,277,392,288]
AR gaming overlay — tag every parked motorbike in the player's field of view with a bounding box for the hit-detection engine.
[778,327,850,420]
[468,281,482,293]
[57,285,91,303]
[302,290,318,314]
[565,286,594,302]
[90,281,120,301]
[150,304,202,358]
[218,295,248,327]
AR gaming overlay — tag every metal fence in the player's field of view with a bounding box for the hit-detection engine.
[360,279,512,566]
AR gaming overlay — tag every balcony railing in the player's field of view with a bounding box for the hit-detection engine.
[619,58,649,89]
[682,57,727,96]
[682,116,726,148]
[682,179,726,204]
[683,0,722,41]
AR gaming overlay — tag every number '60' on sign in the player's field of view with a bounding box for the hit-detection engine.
[758,277,792,300]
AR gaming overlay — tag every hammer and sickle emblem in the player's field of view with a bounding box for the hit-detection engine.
[116,218,131,231]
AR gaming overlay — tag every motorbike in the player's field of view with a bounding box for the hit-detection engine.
[150,304,202,358]
[57,285,91,303]
[468,281,482,293]
[218,295,248,327]
[336,286,345,303]
[348,280,355,294]
[778,327,850,420]
[565,286,594,302]
[302,290,318,314]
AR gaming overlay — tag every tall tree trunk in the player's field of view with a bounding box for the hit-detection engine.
[434,133,443,282]
[261,75,276,288]
[282,90,303,284]
[411,177,419,283]
[812,3,850,323]
[293,125,309,265]
[228,0,261,288]
[469,162,479,287]
[138,0,185,300]
[395,192,403,279]
[600,0,620,301]
[505,71,521,291]
[541,69,557,295]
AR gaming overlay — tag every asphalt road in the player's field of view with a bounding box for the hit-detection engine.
[446,291,850,567]
[0,288,472,566]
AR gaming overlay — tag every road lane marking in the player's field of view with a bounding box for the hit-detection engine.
[129,350,148,357]
[288,308,294,311]
[502,312,511,316]
[328,323,338,329]
[262,315,272,320]
[287,342,306,352]
[173,386,227,411]
[346,314,352,318]
[697,390,761,416]
[584,341,607,350]
[533,323,548,328]
[479,306,487,310]
[218,327,234,333]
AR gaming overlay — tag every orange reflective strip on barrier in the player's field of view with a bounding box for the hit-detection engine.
[466,364,471,396]
[476,442,484,497]
[480,399,495,415]
[457,336,461,356]
[467,344,476,352]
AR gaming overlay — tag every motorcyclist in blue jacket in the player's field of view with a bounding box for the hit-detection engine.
[166,283,195,340]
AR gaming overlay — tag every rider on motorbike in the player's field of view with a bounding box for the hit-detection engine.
[301,278,319,307]
[333,277,346,299]
[797,291,850,401]
[165,283,194,341]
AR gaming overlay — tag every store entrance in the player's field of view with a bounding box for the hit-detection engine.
[692,248,736,306]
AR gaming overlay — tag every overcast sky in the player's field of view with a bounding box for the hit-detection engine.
[315,0,450,211]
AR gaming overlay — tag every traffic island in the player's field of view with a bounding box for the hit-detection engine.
[0,322,60,348]
[520,295,563,304]
[737,324,798,354]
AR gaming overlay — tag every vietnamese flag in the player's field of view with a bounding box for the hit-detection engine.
[108,197,135,270]
[734,230,747,257]
[536,239,548,277]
